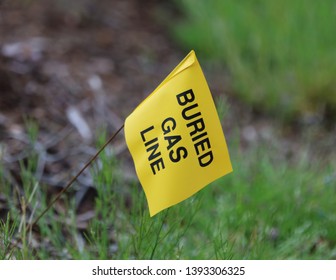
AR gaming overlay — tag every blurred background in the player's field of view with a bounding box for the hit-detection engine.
[0,0,335,259]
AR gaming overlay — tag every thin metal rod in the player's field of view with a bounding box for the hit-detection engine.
[31,124,124,228]
[5,125,124,258]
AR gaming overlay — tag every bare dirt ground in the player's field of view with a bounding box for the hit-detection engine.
[0,0,181,136]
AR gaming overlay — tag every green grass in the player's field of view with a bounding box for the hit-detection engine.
[213,143,336,259]
[1,124,335,259]
[170,0,336,120]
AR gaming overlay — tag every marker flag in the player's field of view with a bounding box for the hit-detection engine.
[124,50,232,216]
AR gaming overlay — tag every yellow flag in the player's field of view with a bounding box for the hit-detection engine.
[124,50,232,216]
